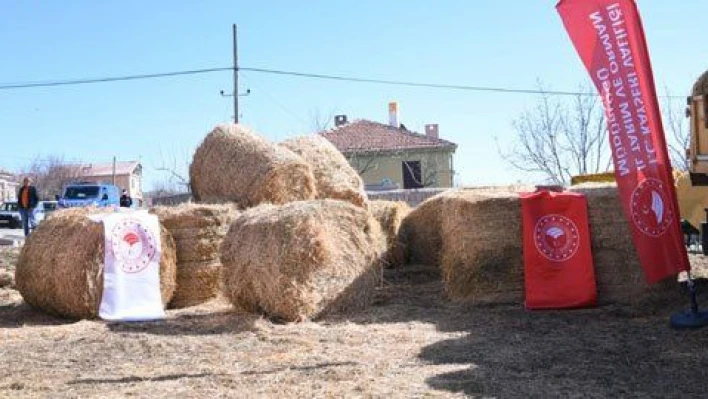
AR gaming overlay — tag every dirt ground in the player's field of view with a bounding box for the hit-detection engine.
[3,247,708,398]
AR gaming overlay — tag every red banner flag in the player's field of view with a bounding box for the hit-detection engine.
[521,191,597,309]
[556,0,689,283]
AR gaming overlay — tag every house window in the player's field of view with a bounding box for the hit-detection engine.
[402,161,423,189]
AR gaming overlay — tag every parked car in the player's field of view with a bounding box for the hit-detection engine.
[0,200,59,229]
[58,182,120,208]
[34,200,58,223]
[0,202,21,228]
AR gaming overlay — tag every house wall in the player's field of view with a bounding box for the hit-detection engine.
[78,172,143,206]
[0,174,18,202]
[345,149,454,189]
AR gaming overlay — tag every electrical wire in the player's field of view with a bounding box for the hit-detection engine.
[0,65,685,98]
[0,67,232,90]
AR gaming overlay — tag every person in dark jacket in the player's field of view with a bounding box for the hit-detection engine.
[119,189,133,208]
[17,177,39,237]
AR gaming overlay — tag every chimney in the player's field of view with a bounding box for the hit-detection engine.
[388,101,400,127]
[334,115,348,127]
[425,124,439,139]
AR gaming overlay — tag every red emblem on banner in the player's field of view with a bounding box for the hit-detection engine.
[534,215,580,262]
[110,218,157,274]
[630,178,673,237]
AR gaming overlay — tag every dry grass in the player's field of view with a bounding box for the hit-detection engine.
[0,246,19,288]
[2,260,708,398]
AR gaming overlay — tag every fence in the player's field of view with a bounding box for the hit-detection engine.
[146,188,450,208]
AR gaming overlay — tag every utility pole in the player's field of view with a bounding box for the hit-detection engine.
[233,24,239,123]
[111,156,116,185]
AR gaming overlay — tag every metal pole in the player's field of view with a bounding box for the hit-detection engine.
[233,24,239,123]
[112,156,116,185]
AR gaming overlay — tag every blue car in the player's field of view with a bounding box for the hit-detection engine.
[58,183,121,208]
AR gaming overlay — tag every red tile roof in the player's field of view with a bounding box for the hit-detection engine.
[320,120,457,154]
[78,161,141,177]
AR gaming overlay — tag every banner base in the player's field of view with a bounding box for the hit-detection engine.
[670,280,708,329]
[670,309,708,329]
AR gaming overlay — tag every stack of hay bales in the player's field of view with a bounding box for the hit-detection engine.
[189,124,317,207]
[438,189,526,303]
[399,183,678,309]
[368,200,411,267]
[398,186,530,267]
[150,204,239,309]
[220,200,385,322]
[568,183,680,308]
[398,190,453,266]
[280,135,368,208]
[14,208,177,319]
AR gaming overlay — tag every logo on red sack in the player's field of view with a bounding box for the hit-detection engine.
[534,214,580,262]
[110,218,157,273]
[630,178,673,237]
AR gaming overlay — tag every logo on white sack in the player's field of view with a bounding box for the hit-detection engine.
[534,214,580,262]
[630,178,673,237]
[110,218,157,274]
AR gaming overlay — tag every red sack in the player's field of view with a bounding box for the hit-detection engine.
[521,191,597,309]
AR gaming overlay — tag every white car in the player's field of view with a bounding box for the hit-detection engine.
[34,201,58,224]
[0,200,58,229]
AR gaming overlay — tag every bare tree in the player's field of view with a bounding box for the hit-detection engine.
[309,108,337,133]
[500,85,608,185]
[662,89,690,172]
[17,155,85,200]
[153,146,192,194]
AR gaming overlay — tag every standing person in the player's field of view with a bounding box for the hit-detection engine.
[17,177,39,237]
[119,189,132,208]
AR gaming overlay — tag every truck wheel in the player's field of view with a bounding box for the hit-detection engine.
[8,219,18,229]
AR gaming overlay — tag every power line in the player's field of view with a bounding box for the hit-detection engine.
[240,72,308,129]
[240,67,597,97]
[0,65,685,98]
[0,67,232,90]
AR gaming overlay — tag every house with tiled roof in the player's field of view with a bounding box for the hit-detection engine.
[321,105,457,189]
[75,161,144,206]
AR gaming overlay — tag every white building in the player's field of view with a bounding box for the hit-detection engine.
[0,169,18,202]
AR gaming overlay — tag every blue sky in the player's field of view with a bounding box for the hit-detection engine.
[1,1,706,190]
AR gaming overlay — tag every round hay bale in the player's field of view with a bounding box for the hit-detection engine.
[150,204,240,308]
[280,135,368,208]
[439,190,524,302]
[369,200,411,267]
[189,124,317,206]
[168,260,222,309]
[220,199,385,321]
[692,68,708,96]
[15,210,177,319]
